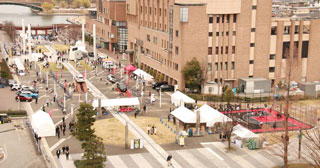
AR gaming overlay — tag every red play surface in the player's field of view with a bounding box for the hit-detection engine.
[222,108,311,133]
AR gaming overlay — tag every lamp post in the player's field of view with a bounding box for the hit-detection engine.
[160,87,162,108]
[46,72,48,90]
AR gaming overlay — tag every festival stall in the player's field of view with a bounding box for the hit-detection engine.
[170,106,196,123]
[171,91,196,108]
[31,110,55,137]
[124,64,137,74]
[133,69,154,84]
[92,97,140,113]
[232,124,259,149]
[196,104,232,127]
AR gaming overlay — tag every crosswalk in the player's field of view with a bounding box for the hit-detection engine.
[64,142,283,168]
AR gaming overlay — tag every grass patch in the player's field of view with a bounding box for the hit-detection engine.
[34,45,49,53]
[69,60,93,71]
[0,59,13,79]
[51,44,70,52]
[40,62,67,72]
[93,118,136,145]
[273,163,315,168]
[130,116,176,144]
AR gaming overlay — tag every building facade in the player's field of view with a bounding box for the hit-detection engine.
[126,0,320,91]
[86,0,128,53]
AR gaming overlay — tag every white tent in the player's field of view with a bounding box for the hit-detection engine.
[92,97,140,108]
[170,106,196,123]
[171,91,195,107]
[196,104,232,126]
[232,124,258,139]
[31,110,55,137]
[133,69,154,81]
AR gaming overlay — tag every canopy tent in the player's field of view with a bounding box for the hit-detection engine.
[103,58,113,63]
[124,64,137,72]
[31,53,43,61]
[232,124,258,139]
[196,104,232,126]
[133,69,154,81]
[14,58,25,71]
[92,97,140,108]
[31,110,55,137]
[171,91,195,107]
[170,106,196,123]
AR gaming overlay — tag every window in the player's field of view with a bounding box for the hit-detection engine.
[221,32,224,36]
[216,32,219,36]
[233,14,237,23]
[226,32,229,36]
[209,32,213,37]
[222,14,225,23]
[302,41,309,58]
[294,25,299,34]
[303,25,310,34]
[282,42,290,58]
[209,16,213,23]
[149,7,152,15]
[175,46,179,55]
[221,47,223,54]
[233,31,236,36]
[225,62,228,70]
[215,78,218,83]
[98,0,102,12]
[208,63,212,71]
[153,37,158,44]
[249,60,254,64]
[176,30,179,37]
[225,46,228,54]
[251,28,255,32]
[165,9,166,16]
[215,63,218,70]
[180,7,189,22]
[284,26,290,35]
[232,46,235,54]
[147,34,150,42]
[231,62,235,70]
[217,14,220,23]
[215,47,219,54]
[271,26,277,35]
[220,62,223,70]
[226,15,230,23]
[175,64,179,70]
[270,54,275,60]
[159,8,161,16]
[154,8,156,15]
[250,43,255,47]
[208,47,212,55]
[140,6,142,13]
[249,75,253,78]
[252,5,257,10]
[269,67,275,72]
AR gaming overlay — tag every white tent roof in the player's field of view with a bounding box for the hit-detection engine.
[196,104,232,126]
[92,97,140,108]
[171,91,195,106]
[232,124,258,139]
[133,69,154,81]
[14,58,25,71]
[171,106,196,123]
[31,110,55,137]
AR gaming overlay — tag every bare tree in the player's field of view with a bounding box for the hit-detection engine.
[222,117,237,150]
[302,126,320,167]
[3,21,16,41]
[66,27,81,43]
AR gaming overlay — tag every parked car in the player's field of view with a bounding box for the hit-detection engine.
[107,75,117,83]
[11,84,21,91]
[152,81,168,89]
[75,74,85,82]
[19,86,39,93]
[17,91,38,99]
[8,80,16,87]
[15,95,32,102]
[88,52,94,57]
[0,114,11,123]
[156,84,174,92]
[117,82,127,92]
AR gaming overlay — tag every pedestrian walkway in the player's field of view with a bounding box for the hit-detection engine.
[63,62,182,168]
[64,142,282,168]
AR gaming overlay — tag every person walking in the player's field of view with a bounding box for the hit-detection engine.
[66,151,69,160]
[63,122,66,131]
[56,126,59,136]
[35,97,38,104]
[151,125,155,135]
[56,149,61,159]
[59,124,63,131]
[62,145,66,154]
[66,145,69,152]
[134,111,138,118]
[147,125,150,135]
[57,129,60,139]
[143,105,146,113]
[62,127,66,136]
[168,114,171,122]
[167,154,172,166]
[62,117,65,123]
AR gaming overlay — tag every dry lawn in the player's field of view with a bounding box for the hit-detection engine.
[130,116,176,144]
[40,62,67,72]
[69,60,93,71]
[259,131,298,146]
[34,45,49,53]
[51,44,70,52]
[93,118,136,145]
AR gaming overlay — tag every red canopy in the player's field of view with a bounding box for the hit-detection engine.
[124,64,137,72]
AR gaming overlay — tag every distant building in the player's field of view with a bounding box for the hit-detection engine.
[85,0,127,53]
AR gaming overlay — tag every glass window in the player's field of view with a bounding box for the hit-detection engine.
[222,14,225,23]
[233,31,236,36]
[216,32,219,36]
[252,6,257,10]
[208,47,212,55]
[284,26,290,35]
[208,63,212,71]
[250,43,255,47]
[249,60,254,64]
[180,7,188,22]
[294,25,299,34]
[251,28,255,32]
[282,42,290,58]
[302,41,309,58]
[226,15,230,23]
[233,14,237,23]
[176,30,179,37]
[215,47,219,54]
[215,63,218,70]
[303,25,310,34]
[270,54,275,60]
[221,47,223,54]
[209,32,213,37]
[175,46,179,55]
[147,34,150,42]
[209,16,213,24]
[225,62,228,70]
[159,8,161,16]
[269,67,275,72]
[271,26,277,35]
[217,14,220,23]
[232,46,235,54]
[225,46,228,54]
[231,62,235,70]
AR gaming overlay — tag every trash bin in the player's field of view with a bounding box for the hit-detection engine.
[188,128,193,137]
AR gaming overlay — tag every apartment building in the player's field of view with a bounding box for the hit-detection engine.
[125,0,320,91]
[86,0,128,53]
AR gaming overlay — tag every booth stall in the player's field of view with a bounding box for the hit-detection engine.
[14,58,25,76]
[171,91,196,108]
[133,69,154,84]
[170,106,196,124]
[124,64,137,74]
[196,104,232,127]
[92,97,140,113]
[31,110,55,137]
[232,124,259,149]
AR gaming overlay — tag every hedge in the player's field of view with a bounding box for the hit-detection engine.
[0,110,27,116]
[0,59,13,79]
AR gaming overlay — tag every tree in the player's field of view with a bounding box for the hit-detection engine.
[67,27,81,44]
[302,127,320,167]
[222,117,237,150]
[82,0,90,8]
[3,21,16,41]
[182,58,201,91]
[72,103,106,168]
[59,1,67,8]
[223,88,235,103]
[41,2,54,13]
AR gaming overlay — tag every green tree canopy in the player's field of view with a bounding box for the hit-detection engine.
[182,58,201,91]
[41,2,54,13]
[223,88,235,103]
[72,103,96,141]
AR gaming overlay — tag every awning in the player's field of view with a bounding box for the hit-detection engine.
[232,124,258,139]
[31,110,55,137]
[171,106,196,124]
[92,97,140,108]
[124,64,137,72]
[171,91,195,107]
[195,104,232,126]
[133,69,154,81]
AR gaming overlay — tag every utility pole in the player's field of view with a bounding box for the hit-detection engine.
[298,128,302,159]
[46,72,48,90]
[125,122,129,149]
[98,97,102,118]
[160,87,162,108]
